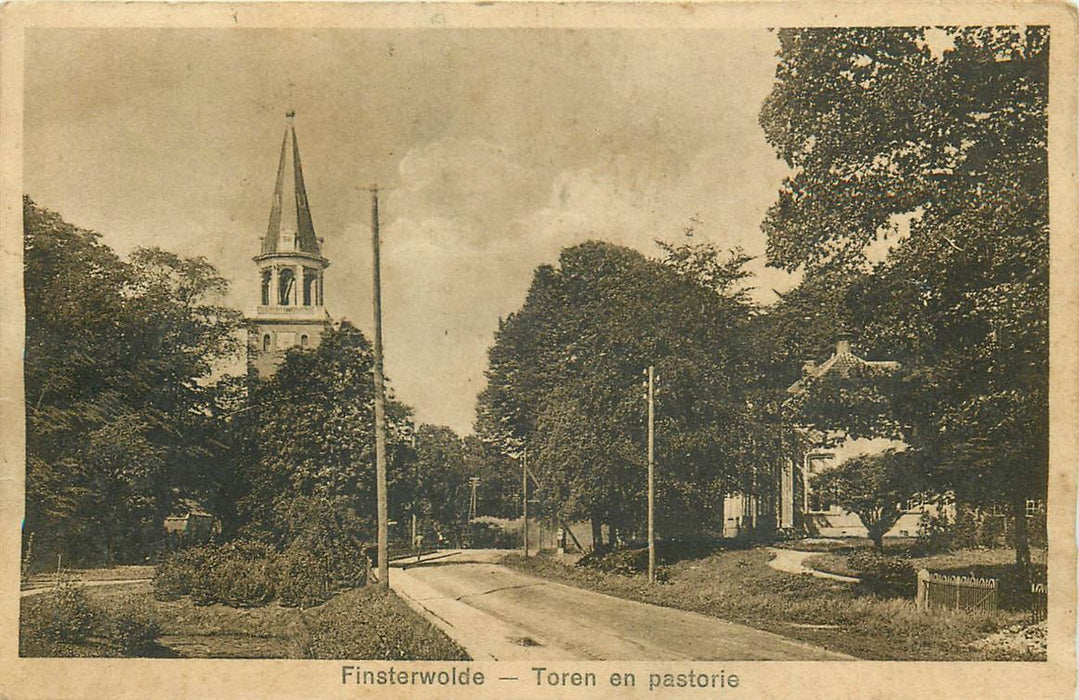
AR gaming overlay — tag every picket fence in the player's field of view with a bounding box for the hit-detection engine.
[915,569,997,613]
[1030,582,1048,623]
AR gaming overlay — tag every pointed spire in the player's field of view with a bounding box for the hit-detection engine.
[262,112,321,256]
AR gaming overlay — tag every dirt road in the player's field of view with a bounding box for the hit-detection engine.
[389,550,852,661]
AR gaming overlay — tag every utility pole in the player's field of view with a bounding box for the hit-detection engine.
[522,449,529,558]
[468,477,480,521]
[411,432,419,555]
[647,365,655,584]
[371,186,389,589]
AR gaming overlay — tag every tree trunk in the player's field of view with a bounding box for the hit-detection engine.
[868,522,884,552]
[591,515,604,553]
[1010,491,1032,583]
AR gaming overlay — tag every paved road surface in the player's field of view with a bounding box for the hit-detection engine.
[390,550,852,661]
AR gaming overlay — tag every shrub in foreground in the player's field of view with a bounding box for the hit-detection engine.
[211,540,278,608]
[153,546,212,601]
[276,545,331,608]
[278,497,369,589]
[153,522,371,608]
[98,594,161,656]
[154,540,277,607]
[21,583,162,657]
[846,551,916,598]
[22,580,95,645]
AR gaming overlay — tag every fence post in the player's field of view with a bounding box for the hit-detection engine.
[916,568,930,612]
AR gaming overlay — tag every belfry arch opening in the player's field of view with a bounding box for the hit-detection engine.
[278,268,295,305]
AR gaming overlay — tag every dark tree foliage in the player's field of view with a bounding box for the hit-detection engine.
[234,322,416,547]
[23,197,244,566]
[409,425,471,542]
[461,435,520,519]
[759,27,1048,572]
[476,241,785,543]
[749,270,861,389]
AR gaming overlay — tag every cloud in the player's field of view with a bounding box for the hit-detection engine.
[386,137,546,249]
[522,151,799,302]
[332,139,557,433]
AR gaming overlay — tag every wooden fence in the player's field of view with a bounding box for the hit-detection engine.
[1030,583,1048,623]
[916,569,997,613]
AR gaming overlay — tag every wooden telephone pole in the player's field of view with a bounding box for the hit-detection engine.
[468,477,480,521]
[371,186,389,589]
[522,449,529,558]
[647,365,655,584]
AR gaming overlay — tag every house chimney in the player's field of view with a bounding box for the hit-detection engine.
[835,332,852,355]
[801,359,818,374]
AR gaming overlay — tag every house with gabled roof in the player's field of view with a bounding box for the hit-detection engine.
[723,336,910,540]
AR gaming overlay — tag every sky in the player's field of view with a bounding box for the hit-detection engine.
[25,27,799,435]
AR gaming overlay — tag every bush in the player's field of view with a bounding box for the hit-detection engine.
[916,512,954,554]
[276,545,331,608]
[153,546,212,601]
[188,552,219,606]
[277,497,368,589]
[577,547,648,576]
[23,580,95,644]
[468,518,521,549]
[848,551,917,598]
[22,584,164,658]
[576,540,726,577]
[211,540,277,608]
[156,540,278,607]
[98,594,161,656]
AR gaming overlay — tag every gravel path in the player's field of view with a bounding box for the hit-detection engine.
[20,578,151,598]
[765,547,861,583]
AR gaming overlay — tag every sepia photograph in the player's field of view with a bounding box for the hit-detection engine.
[1,2,1076,698]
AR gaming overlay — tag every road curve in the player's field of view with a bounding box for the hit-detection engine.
[390,550,853,661]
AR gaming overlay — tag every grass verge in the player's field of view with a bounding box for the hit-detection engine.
[502,547,1042,661]
[21,581,468,660]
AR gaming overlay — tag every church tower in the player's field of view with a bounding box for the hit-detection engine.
[248,112,331,377]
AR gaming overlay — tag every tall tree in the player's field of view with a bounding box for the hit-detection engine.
[759,27,1048,573]
[23,197,244,565]
[411,425,471,542]
[476,241,778,543]
[234,322,416,546]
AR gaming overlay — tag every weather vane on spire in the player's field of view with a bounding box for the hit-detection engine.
[286,109,295,119]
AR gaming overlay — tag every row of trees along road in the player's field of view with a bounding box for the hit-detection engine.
[475,240,795,548]
[23,197,514,568]
[758,27,1048,576]
[24,196,243,566]
[476,27,1047,579]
